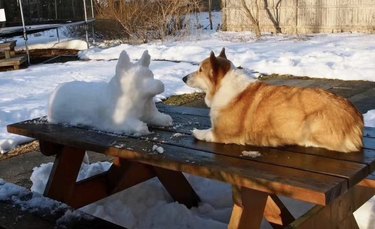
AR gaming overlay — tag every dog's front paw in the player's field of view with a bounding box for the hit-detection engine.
[192,128,215,142]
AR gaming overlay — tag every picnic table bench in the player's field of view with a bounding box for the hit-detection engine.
[7,104,375,228]
[0,40,27,70]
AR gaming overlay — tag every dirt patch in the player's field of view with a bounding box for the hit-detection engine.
[0,141,39,161]
[17,49,80,65]
[163,92,206,108]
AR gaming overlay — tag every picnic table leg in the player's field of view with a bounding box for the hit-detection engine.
[42,143,86,204]
[107,158,156,194]
[229,186,269,229]
[153,167,200,208]
[264,194,295,228]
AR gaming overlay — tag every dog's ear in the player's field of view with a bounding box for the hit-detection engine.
[138,50,151,67]
[116,51,132,75]
[218,48,227,59]
[210,51,217,65]
[209,51,219,74]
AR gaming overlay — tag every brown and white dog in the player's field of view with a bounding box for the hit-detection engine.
[182,48,364,153]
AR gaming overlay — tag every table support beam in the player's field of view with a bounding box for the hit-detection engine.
[153,167,200,208]
[44,145,86,203]
[229,186,269,229]
[287,184,375,228]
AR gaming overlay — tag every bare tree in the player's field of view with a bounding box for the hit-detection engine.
[263,0,282,33]
[241,0,261,38]
[95,0,201,42]
[208,0,213,30]
[240,0,284,37]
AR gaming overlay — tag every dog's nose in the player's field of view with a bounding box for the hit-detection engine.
[182,75,189,83]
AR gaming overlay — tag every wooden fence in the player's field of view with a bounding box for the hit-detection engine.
[222,0,375,34]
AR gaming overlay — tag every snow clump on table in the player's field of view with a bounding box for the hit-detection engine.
[47,50,173,135]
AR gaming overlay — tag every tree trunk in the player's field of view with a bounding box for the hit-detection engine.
[208,0,213,30]
[263,0,281,33]
[241,0,261,38]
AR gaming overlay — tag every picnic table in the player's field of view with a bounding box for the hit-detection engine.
[0,40,27,70]
[7,104,375,228]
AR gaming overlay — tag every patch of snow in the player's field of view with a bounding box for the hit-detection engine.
[241,151,262,158]
[172,133,185,138]
[364,110,375,127]
[0,178,68,214]
[152,145,164,154]
[78,33,375,81]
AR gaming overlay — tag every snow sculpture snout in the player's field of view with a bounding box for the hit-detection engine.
[48,50,173,136]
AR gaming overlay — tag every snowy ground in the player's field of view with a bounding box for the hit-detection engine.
[0,11,374,228]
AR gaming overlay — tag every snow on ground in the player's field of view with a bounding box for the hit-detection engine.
[79,33,375,81]
[0,178,69,217]
[0,11,374,228]
[8,24,88,50]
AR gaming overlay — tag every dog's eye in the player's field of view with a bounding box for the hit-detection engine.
[199,67,202,72]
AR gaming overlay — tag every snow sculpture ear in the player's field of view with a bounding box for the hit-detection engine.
[138,50,151,67]
[116,51,132,76]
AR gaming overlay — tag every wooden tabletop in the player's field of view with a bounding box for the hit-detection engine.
[7,105,375,206]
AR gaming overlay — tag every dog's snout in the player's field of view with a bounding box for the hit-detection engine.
[182,75,189,83]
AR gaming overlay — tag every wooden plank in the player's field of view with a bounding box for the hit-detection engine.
[364,126,375,138]
[70,172,109,208]
[7,118,350,205]
[284,146,375,172]
[264,195,295,228]
[44,144,86,205]
[39,140,64,156]
[364,137,375,150]
[0,55,26,66]
[157,104,209,117]
[15,113,375,163]
[286,184,375,229]
[106,158,155,194]
[144,128,369,187]
[69,159,156,208]
[229,186,269,229]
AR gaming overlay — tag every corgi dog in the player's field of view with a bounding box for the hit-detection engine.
[182,48,364,153]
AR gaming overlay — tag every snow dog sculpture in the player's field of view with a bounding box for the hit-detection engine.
[48,50,173,135]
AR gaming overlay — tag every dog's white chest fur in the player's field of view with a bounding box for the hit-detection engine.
[210,69,255,120]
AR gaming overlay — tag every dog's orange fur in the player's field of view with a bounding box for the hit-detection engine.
[183,48,364,152]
